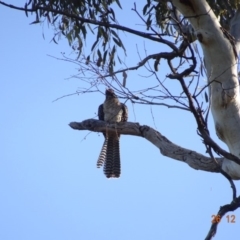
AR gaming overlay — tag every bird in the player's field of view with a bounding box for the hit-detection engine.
[97,89,128,178]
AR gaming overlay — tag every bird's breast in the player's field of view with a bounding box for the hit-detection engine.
[103,100,123,122]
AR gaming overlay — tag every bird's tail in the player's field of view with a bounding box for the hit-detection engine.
[104,135,121,178]
[97,137,108,168]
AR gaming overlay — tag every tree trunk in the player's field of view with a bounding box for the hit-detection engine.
[172,0,240,179]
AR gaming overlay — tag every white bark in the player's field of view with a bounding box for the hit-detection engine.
[230,9,240,55]
[172,0,240,179]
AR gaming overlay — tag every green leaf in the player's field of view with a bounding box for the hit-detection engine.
[26,0,32,6]
[110,45,116,61]
[146,5,154,16]
[86,55,90,65]
[113,37,122,47]
[97,58,102,67]
[117,56,122,64]
[81,25,87,39]
[103,50,108,65]
[111,29,119,38]
[52,37,58,45]
[109,64,113,74]
[146,15,152,30]
[86,23,94,34]
[97,26,103,38]
[66,32,73,45]
[89,9,95,19]
[102,30,109,44]
[91,38,99,51]
[200,63,204,77]
[205,92,208,103]
[97,49,102,59]
[30,20,40,25]
[24,3,28,17]
[77,36,83,53]
[53,16,58,24]
[154,58,160,71]
[109,8,115,21]
[115,0,122,9]
[143,4,149,15]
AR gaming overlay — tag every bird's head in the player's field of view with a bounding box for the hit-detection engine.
[105,88,117,99]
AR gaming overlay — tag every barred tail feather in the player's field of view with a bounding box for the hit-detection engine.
[104,135,121,178]
[113,137,121,177]
[97,137,108,168]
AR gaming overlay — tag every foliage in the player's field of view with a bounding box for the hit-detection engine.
[22,0,240,74]
[25,0,125,74]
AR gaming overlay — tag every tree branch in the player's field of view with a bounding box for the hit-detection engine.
[69,119,224,173]
[0,1,178,51]
[205,195,240,240]
[103,40,189,78]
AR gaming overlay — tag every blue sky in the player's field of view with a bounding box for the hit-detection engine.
[1,1,240,240]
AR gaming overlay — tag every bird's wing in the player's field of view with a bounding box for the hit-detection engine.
[121,103,128,122]
[97,103,107,168]
[98,103,106,137]
[98,104,104,121]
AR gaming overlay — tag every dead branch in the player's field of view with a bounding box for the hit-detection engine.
[69,119,223,173]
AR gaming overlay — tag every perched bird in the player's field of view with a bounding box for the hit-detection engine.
[97,89,128,178]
